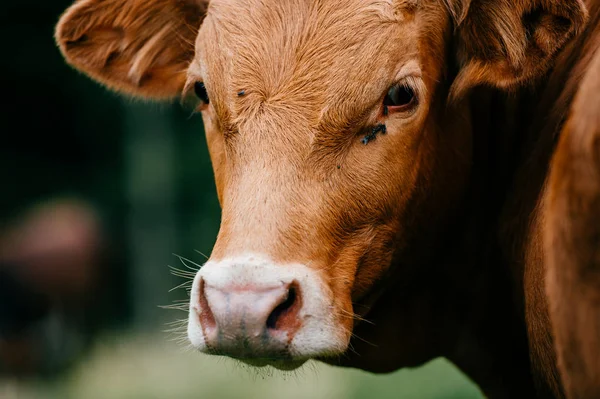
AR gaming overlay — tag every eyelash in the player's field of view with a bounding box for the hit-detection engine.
[194,82,210,105]
[382,80,419,115]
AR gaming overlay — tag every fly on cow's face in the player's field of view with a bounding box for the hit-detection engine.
[362,123,387,145]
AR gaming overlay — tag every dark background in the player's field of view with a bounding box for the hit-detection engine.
[1,0,220,375]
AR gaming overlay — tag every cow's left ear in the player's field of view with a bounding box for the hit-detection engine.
[448,0,588,99]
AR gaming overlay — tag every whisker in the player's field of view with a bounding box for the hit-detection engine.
[194,249,210,260]
[169,266,197,279]
[348,331,377,348]
[172,253,203,271]
[337,307,375,325]
[346,341,360,357]
[172,299,191,303]
[164,318,188,326]
[168,280,193,293]
[159,304,189,312]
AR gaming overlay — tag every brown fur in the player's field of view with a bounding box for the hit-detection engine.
[54,0,599,398]
[489,1,600,396]
[443,0,587,98]
[545,25,600,398]
[55,0,208,98]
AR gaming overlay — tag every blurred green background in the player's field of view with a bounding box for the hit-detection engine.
[0,1,483,398]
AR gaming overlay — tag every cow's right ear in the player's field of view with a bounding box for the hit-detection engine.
[447,0,588,100]
[55,0,208,99]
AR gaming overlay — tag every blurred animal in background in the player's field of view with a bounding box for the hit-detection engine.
[0,198,103,375]
[1,0,136,379]
[54,0,600,398]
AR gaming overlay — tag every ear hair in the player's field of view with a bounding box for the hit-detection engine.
[443,0,588,101]
[442,0,472,27]
[55,0,208,99]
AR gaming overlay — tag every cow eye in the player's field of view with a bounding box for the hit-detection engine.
[384,84,416,112]
[194,82,210,104]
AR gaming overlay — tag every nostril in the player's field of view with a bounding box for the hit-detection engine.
[266,283,302,331]
[197,278,216,332]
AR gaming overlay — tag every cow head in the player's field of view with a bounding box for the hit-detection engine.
[56,0,586,371]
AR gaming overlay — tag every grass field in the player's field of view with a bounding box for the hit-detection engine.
[2,333,484,399]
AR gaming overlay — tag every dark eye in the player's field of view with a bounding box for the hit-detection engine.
[384,84,416,111]
[194,82,209,104]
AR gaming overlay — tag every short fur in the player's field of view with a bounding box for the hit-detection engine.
[545,26,600,397]
[54,0,600,397]
[55,0,208,98]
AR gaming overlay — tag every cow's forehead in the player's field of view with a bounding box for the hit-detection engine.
[193,0,421,127]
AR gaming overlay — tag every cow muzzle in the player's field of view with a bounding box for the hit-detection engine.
[187,254,348,369]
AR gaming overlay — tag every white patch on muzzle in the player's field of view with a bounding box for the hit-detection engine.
[187,254,347,362]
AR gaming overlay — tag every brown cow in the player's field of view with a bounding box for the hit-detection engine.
[54,0,599,398]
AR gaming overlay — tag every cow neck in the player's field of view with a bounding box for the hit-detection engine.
[453,6,600,396]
